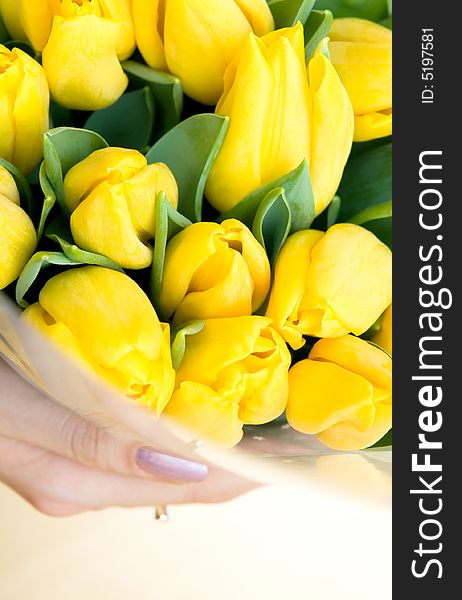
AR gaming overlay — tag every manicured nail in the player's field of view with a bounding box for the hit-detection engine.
[135,447,208,482]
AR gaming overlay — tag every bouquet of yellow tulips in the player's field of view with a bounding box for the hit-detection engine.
[0,0,392,452]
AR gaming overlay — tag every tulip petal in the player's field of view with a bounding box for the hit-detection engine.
[165,0,253,105]
[266,229,324,349]
[42,14,128,110]
[132,0,167,71]
[354,109,392,142]
[166,381,244,447]
[308,47,354,215]
[63,147,145,213]
[309,335,392,391]
[317,402,392,451]
[70,181,153,270]
[0,194,37,290]
[306,224,392,336]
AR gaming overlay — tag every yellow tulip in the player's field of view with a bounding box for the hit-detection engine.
[41,0,129,110]
[0,0,28,42]
[21,266,175,413]
[0,166,37,290]
[329,18,392,142]
[372,304,392,355]
[1,0,134,58]
[63,147,178,270]
[165,316,291,447]
[159,219,270,324]
[287,335,392,451]
[0,45,49,174]
[205,25,353,216]
[132,0,274,105]
[266,224,392,348]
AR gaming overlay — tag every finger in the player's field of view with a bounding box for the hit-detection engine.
[0,359,208,483]
[0,435,258,515]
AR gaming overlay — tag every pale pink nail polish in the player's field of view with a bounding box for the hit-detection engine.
[135,447,208,482]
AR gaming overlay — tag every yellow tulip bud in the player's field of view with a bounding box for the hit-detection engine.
[159,219,270,325]
[21,266,175,413]
[41,1,129,110]
[372,304,392,356]
[3,0,134,58]
[0,166,37,290]
[329,18,392,142]
[0,0,28,42]
[0,45,49,174]
[165,316,291,446]
[266,224,392,348]
[64,147,178,270]
[205,26,353,216]
[132,0,274,105]
[287,335,392,451]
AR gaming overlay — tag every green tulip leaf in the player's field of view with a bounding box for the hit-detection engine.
[171,320,206,370]
[338,142,392,221]
[327,196,341,228]
[349,201,392,249]
[45,216,125,272]
[0,13,9,42]
[268,0,316,28]
[349,200,392,226]
[0,157,34,218]
[150,192,192,314]
[37,163,57,240]
[146,114,229,222]
[43,127,108,215]
[369,429,392,448]
[313,0,388,22]
[123,61,183,140]
[49,100,74,129]
[304,9,333,59]
[252,188,292,266]
[363,217,392,249]
[221,159,315,233]
[84,87,155,153]
[15,251,81,309]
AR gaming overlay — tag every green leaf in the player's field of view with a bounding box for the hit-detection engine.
[337,142,392,221]
[15,251,81,309]
[123,61,183,139]
[171,320,205,370]
[146,114,229,222]
[49,100,74,129]
[252,188,292,266]
[84,87,155,152]
[0,12,9,42]
[349,201,392,249]
[45,216,125,272]
[221,159,315,233]
[369,429,392,448]
[268,0,316,28]
[0,157,34,218]
[327,196,341,228]
[304,9,333,59]
[313,0,388,22]
[349,200,392,226]
[363,217,392,249]
[37,163,57,240]
[43,127,108,215]
[150,192,192,314]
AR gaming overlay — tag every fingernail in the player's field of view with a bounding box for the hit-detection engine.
[135,447,208,482]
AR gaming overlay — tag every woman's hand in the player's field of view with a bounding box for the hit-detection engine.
[0,358,257,516]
